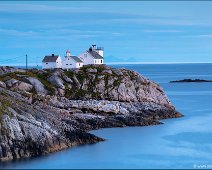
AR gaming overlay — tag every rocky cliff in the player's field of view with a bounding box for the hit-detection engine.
[0,65,182,161]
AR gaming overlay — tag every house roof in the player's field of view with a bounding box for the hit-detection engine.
[70,56,83,63]
[87,50,104,59]
[42,55,60,62]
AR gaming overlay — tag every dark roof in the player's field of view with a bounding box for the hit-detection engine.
[70,56,83,63]
[87,50,104,59]
[42,56,59,62]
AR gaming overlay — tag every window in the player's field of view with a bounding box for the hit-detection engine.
[46,63,48,64]
[66,64,68,65]
[84,54,87,57]
[101,60,102,63]
[79,63,80,66]
[95,60,96,63]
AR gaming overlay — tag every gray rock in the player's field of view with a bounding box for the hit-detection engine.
[0,65,182,162]
[58,88,65,96]
[112,69,123,76]
[5,79,19,87]
[72,74,81,88]
[67,84,72,89]
[98,75,105,79]
[86,68,97,73]
[101,103,119,113]
[81,79,89,91]
[0,67,25,75]
[62,74,73,83]
[16,82,33,92]
[52,69,63,76]
[102,69,113,74]
[16,74,28,78]
[48,75,65,89]
[0,81,6,88]
[73,69,82,74]
[25,77,47,95]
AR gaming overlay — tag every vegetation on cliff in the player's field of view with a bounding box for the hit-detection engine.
[0,64,172,107]
[0,65,182,161]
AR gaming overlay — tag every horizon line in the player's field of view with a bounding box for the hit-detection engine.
[1,61,212,67]
[107,61,212,65]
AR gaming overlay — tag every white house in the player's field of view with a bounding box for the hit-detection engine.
[62,50,83,70]
[42,54,62,69]
[78,45,104,65]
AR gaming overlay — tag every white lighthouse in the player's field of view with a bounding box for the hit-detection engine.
[78,45,104,65]
[91,44,104,57]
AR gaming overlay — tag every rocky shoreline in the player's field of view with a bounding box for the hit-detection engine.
[0,65,182,161]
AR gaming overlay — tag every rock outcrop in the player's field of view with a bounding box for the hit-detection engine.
[24,77,47,95]
[0,65,182,162]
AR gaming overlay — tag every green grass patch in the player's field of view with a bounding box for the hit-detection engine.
[76,73,88,84]
[0,97,12,118]
[64,70,74,78]
[73,89,87,99]
[113,78,121,87]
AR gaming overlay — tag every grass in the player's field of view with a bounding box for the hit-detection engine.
[76,73,88,84]
[91,91,101,99]
[64,70,74,78]
[0,93,16,135]
[73,89,87,99]
[113,78,122,87]
[0,65,127,100]
[0,99,11,117]
[65,89,72,98]
[0,94,14,132]
[80,64,106,73]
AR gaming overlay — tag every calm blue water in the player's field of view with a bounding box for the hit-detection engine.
[1,63,212,169]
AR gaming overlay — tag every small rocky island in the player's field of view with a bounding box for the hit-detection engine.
[170,79,212,83]
[0,65,182,161]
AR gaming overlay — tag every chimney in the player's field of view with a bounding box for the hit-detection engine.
[92,44,97,50]
[66,50,71,57]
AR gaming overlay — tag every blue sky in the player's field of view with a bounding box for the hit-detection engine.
[0,1,212,65]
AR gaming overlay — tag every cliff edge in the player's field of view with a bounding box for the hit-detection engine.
[0,65,182,161]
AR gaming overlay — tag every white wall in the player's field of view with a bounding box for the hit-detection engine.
[42,62,57,69]
[76,62,83,68]
[95,50,103,57]
[78,51,104,65]
[42,56,62,69]
[62,56,83,69]
[78,51,95,65]
[56,57,62,68]
[94,59,103,64]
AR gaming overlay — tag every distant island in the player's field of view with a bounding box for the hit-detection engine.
[170,79,212,83]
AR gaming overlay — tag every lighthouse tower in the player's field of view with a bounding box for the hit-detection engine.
[91,44,104,57]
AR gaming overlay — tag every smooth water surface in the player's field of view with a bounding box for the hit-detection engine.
[1,63,212,169]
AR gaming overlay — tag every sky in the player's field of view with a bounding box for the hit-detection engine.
[0,1,212,65]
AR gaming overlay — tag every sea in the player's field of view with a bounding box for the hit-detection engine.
[1,63,212,169]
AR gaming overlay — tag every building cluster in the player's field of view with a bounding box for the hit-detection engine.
[42,45,104,69]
